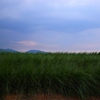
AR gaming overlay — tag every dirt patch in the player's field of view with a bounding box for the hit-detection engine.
[4,94,100,100]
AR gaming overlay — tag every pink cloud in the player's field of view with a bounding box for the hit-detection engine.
[17,41,38,46]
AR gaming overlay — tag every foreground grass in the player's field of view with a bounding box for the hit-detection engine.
[0,52,100,100]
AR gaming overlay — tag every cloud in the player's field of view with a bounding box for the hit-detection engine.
[0,0,100,52]
[0,0,100,33]
[1,0,100,20]
[0,9,20,19]
[80,44,100,49]
[0,28,100,52]
[17,41,38,47]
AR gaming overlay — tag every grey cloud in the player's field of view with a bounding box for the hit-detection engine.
[0,28,100,52]
[0,0,100,52]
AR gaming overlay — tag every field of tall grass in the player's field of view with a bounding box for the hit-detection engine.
[0,52,100,100]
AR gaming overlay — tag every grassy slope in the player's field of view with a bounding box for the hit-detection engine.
[0,52,100,100]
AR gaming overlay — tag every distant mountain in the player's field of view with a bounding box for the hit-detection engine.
[0,49,18,53]
[0,49,48,53]
[26,50,47,53]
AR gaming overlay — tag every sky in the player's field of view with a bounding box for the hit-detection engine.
[0,0,100,52]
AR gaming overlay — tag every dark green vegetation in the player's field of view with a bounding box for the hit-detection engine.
[0,52,100,100]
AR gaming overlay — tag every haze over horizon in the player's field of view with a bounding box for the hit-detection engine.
[0,0,100,52]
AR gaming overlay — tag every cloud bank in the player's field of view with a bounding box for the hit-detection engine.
[0,0,100,52]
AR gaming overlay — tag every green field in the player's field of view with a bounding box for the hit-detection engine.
[0,52,100,100]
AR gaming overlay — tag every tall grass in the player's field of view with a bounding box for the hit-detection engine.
[0,52,100,100]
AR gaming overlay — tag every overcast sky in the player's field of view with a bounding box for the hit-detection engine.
[0,0,100,52]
